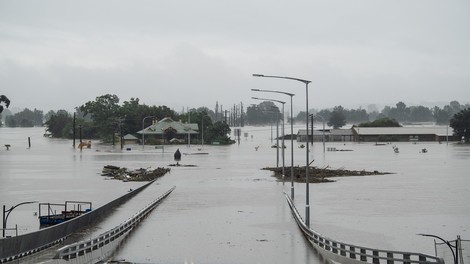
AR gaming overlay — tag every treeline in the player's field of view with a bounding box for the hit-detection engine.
[2,97,468,132]
[244,100,468,127]
[302,100,469,127]
[1,94,234,144]
[3,108,44,127]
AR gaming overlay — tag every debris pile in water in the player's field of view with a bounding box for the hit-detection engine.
[264,166,392,183]
[101,165,170,181]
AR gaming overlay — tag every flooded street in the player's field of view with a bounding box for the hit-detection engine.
[1,127,469,264]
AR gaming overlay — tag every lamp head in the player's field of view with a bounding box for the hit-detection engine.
[251,89,260,91]
[252,74,264,77]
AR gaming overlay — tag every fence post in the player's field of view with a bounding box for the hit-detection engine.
[325,240,331,251]
[404,254,411,264]
[373,250,380,264]
[340,244,346,256]
[350,246,356,259]
[360,248,367,261]
[387,252,394,264]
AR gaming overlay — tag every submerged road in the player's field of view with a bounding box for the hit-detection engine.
[1,127,469,264]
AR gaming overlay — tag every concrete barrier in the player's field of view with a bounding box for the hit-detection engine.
[52,186,175,263]
[0,180,157,263]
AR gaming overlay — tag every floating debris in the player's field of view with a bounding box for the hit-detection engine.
[393,145,399,153]
[263,166,392,183]
[168,163,197,167]
[101,165,170,181]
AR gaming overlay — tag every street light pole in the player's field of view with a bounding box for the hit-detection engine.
[3,201,37,237]
[418,233,459,264]
[252,97,286,175]
[253,73,312,227]
[252,88,295,200]
[142,116,155,150]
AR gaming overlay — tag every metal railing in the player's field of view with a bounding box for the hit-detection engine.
[284,192,445,264]
[0,226,17,238]
[55,186,175,261]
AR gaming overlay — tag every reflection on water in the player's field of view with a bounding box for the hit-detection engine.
[1,127,469,264]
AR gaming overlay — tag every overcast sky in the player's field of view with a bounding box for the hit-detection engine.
[1,0,469,114]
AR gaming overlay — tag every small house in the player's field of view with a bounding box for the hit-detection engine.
[136,117,199,144]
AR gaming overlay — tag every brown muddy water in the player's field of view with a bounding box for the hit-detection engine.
[1,126,469,264]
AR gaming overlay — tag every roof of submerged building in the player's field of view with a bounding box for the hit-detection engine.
[352,126,452,137]
[136,117,199,135]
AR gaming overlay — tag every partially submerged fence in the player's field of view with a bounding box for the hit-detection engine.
[53,186,175,263]
[284,192,445,264]
[0,180,157,263]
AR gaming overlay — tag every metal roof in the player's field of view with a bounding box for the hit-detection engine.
[297,129,353,136]
[123,134,139,140]
[136,117,199,135]
[297,129,331,136]
[330,129,353,136]
[352,126,453,137]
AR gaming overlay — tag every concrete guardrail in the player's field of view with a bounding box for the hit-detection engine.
[53,186,175,263]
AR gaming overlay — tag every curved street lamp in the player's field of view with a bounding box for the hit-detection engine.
[253,73,312,227]
[142,116,155,150]
[418,233,459,264]
[3,201,37,237]
[252,89,296,200]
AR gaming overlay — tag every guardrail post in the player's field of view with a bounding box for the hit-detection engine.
[373,250,380,264]
[387,252,394,264]
[360,248,367,261]
[340,244,346,256]
[332,242,338,254]
[350,246,356,259]
[404,253,411,264]
[325,240,331,251]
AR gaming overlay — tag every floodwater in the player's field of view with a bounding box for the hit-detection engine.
[1,126,469,264]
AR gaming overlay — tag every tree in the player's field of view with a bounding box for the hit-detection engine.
[358,118,401,127]
[409,106,433,122]
[44,110,73,138]
[4,108,43,127]
[345,108,369,124]
[245,101,280,125]
[0,95,10,114]
[388,102,409,122]
[327,106,346,129]
[450,108,470,142]
[432,106,451,125]
[206,121,233,144]
[79,94,121,141]
[316,109,331,122]
[449,100,462,115]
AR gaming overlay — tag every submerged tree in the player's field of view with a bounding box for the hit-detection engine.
[357,118,401,127]
[327,106,346,129]
[450,108,470,142]
[44,110,73,138]
[0,95,10,114]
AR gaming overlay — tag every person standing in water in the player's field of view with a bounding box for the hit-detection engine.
[174,148,181,166]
